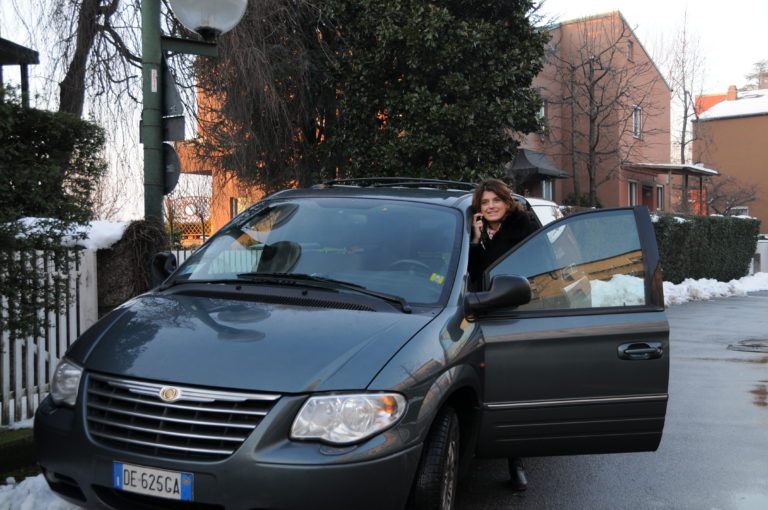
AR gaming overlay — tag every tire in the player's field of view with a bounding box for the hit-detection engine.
[407,407,460,510]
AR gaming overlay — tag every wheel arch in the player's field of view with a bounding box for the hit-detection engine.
[414,366,481,476]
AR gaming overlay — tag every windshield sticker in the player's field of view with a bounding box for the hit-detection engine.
[430,273,445,285]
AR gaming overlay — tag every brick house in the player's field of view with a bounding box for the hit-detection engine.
[516,12,680,211]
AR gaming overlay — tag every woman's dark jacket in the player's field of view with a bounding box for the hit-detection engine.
[468,208,539,288]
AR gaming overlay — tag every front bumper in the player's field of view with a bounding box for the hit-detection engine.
[35,396,421,510]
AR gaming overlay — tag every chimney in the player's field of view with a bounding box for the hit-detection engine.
[726,85,738,100]
[759,72,768,90]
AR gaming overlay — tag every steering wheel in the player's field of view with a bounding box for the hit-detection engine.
[387,259,432,276]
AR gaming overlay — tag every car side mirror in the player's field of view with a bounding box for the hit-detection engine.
[464,275,531,317]
[151,251,178,282]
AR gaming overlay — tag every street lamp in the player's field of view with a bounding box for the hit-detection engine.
[169,0,249,41]
[141,0,247,222]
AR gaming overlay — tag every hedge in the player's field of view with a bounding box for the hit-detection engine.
[1,89,106,338]
[652,213,760,284]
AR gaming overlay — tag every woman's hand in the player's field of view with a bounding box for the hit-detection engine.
[472,213,483,244]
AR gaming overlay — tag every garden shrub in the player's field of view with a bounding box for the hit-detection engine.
[0,89,106,338]
[652,212,760,284]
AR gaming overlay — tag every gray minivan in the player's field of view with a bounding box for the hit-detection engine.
[35,178,669,510]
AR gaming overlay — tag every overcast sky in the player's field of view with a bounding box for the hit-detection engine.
[538,0,768,93]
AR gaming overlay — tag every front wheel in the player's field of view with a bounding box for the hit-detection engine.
[407,407,460,510]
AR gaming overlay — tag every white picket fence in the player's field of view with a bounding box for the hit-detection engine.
[0,248,196,427]
[0,250,97,426]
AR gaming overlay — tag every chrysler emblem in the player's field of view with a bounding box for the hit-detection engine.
[159,386,181,402]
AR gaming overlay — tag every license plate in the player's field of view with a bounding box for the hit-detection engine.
[113,462,193,501]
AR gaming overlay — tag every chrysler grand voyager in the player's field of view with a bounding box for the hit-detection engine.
[35,178,669,509]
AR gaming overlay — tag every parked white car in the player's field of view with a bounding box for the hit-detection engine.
[524,196,564,225]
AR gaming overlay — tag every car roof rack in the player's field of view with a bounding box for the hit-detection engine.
[313,177,477,191]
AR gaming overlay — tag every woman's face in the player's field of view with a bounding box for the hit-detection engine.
[480,190,510,224]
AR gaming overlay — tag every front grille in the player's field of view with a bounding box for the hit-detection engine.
[86,374,280,461]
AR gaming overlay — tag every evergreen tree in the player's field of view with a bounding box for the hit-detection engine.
[325,0,548,182]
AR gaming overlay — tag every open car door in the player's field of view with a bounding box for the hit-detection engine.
[475,207,669,458]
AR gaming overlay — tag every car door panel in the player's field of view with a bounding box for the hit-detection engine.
[476,311,668,457]
[474,207,669,458]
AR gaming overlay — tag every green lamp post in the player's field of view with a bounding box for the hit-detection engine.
[141,0,247,221]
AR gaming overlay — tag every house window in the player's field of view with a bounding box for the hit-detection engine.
[542,180,553,200]
[656,185,664,211]
[632,106,642,138]
[628,181,638,206]
[537,99,549,133]
[730,206,749,216]
[627,40,634,61]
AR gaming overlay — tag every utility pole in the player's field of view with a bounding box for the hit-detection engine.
[141,0,245,222]
[141,0,164,222]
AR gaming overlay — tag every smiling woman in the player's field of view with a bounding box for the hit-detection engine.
[468,179,540,289]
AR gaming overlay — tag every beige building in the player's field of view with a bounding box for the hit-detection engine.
[693,82,768,232]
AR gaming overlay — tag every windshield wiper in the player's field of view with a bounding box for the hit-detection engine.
[236,272,412,313]
[159,278,251,291]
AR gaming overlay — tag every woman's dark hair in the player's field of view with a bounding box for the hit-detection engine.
[471,178,522,214]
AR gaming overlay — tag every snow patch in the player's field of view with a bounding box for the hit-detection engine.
[11,218,129,250]
[79,220,130,250]
[0,475,80,510]
[663,272,768,305]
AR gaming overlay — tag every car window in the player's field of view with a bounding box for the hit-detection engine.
[488,209,646,311]
[175,198,462,305]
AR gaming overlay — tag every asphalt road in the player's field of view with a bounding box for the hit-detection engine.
[456,291,768,510]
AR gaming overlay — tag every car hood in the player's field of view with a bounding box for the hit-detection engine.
[70,292,435,393]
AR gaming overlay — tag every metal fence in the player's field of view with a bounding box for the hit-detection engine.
[1,249,98,427]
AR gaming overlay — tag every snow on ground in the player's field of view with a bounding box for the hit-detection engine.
[663,272,768,305]
[1,273,768,509]
[0,475,79,510]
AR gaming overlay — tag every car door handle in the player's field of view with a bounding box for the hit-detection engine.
[617,342,663,360]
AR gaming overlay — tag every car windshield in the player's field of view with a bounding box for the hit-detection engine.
[173,197,462,305]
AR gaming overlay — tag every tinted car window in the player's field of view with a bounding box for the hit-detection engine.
[489,209,646,310]
[175,198,461,305]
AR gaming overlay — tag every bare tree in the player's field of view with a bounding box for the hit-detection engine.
[12,0,188,116]
[707,176,760,216]
[6,0,185,221]
[544,15,665,206]
[11,0,338,202]
[193,0,337,193]
[665,11,707,166]
[741,60,768,91]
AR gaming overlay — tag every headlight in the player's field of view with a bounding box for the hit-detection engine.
[291,393,407,445]
[50,358,83,406]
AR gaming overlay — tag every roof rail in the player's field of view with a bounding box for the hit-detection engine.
[313,177,477,191]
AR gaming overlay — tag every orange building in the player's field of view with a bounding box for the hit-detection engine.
[693,77,768,231]
[177,83,265,232]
